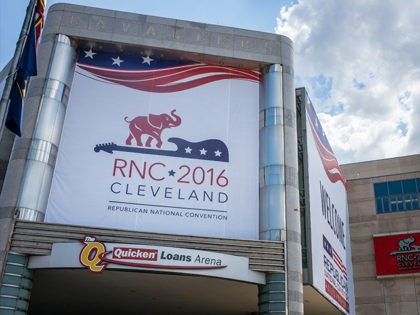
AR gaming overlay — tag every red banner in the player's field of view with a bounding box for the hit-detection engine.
[373,232,420,276]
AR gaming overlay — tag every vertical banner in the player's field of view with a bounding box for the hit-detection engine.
[45,49,260,239]
[304,92,355,314]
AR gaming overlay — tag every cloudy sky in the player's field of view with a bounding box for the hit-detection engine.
[1,0,419,164]
[277,1,420,164]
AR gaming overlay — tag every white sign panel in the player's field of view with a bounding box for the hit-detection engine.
[45,49,259,239]
[28,237,265,284]
[305,93,355,314]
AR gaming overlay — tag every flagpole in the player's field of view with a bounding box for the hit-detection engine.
[0,0,37,139]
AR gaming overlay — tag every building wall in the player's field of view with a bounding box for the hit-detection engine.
[341,154,420,315]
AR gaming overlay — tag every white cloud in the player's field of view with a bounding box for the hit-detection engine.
[276,0,420,163]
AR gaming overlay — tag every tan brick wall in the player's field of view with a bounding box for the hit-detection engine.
[341,154,420,315]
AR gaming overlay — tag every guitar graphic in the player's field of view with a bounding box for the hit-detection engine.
[94,137,229,163]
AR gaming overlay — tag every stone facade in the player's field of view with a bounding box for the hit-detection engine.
[342,154,420,315]
[0,3,304,314]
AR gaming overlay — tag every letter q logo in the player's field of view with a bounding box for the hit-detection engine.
[79,236,107,273]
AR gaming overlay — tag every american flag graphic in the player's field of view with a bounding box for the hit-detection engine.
[76,48,260,93]
[306,99,346,187]
[332,248,347,279]
[323,235,347,279]
[80,49,252,162]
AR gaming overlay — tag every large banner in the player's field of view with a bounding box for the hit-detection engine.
[45,48,260,239]
[305,92,355,314]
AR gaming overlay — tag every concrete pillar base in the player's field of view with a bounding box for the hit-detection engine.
[258,272,287,314]
[0,252,32,314]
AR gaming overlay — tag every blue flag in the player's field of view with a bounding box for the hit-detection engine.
[6,15,38,137]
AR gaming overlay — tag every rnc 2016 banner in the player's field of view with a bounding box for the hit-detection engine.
[44,48,260,239]
[304,92,355,315]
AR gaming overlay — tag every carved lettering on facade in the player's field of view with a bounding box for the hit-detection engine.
[70,14,81,26]
[240,39,250,50]
[66,12,279,58]
[122,22,131,33]
[96,19,106,31]
[217,35,227,47]
[265,41,273,54]
[144,25,156,37]
[196,31,202,42]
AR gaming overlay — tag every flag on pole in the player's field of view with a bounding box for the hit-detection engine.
[5,0,46,137]
[34,0,46,51]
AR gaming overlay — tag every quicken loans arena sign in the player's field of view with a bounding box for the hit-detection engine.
[27,236,265,284]
[45,48,260,239]
[78,236,227,273]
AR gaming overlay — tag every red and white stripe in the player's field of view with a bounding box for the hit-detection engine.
[332,248,347,279]
[307,111,347,187]
[77,63,260,93]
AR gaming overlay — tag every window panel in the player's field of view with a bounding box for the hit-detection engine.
[413,194,419,210]
[388,180,403,195]
[405,195,413,210]
[402,179,417,193]
[374,178,420,214]
[374,182,388,197]
[397,196,404,211]
[376,198,383,213]
[390,196,398,212]
[383,197,390,213]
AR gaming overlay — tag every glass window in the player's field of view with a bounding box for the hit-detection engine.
[374,179,420,214]
[376,198,383,213]
[397,196,404,211]
[413,194,419,209]
[402,179,417,193]
[374,182,388,196]
[383,197,390,213]
[388,181,402,195]
[390,196,398,212]
[405,195,413,210]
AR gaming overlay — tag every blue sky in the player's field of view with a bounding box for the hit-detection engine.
[2,0,420,164]
[0,0,292,69]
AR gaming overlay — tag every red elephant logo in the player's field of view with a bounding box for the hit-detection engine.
[124,109,181,148]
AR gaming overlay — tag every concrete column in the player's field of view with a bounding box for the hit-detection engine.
[283,65,303,315]
[0,34,76,314]
[258,64,303,315]
[17,34,76,221]
[258,65,287,314]
[259,64,286,242]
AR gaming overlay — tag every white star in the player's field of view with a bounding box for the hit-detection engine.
[142,56,154,65]
[200,148,207,155]
[214,150,222,157]
[185,147,192,154]
[112,56,124,66]
[84,48,96,59]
